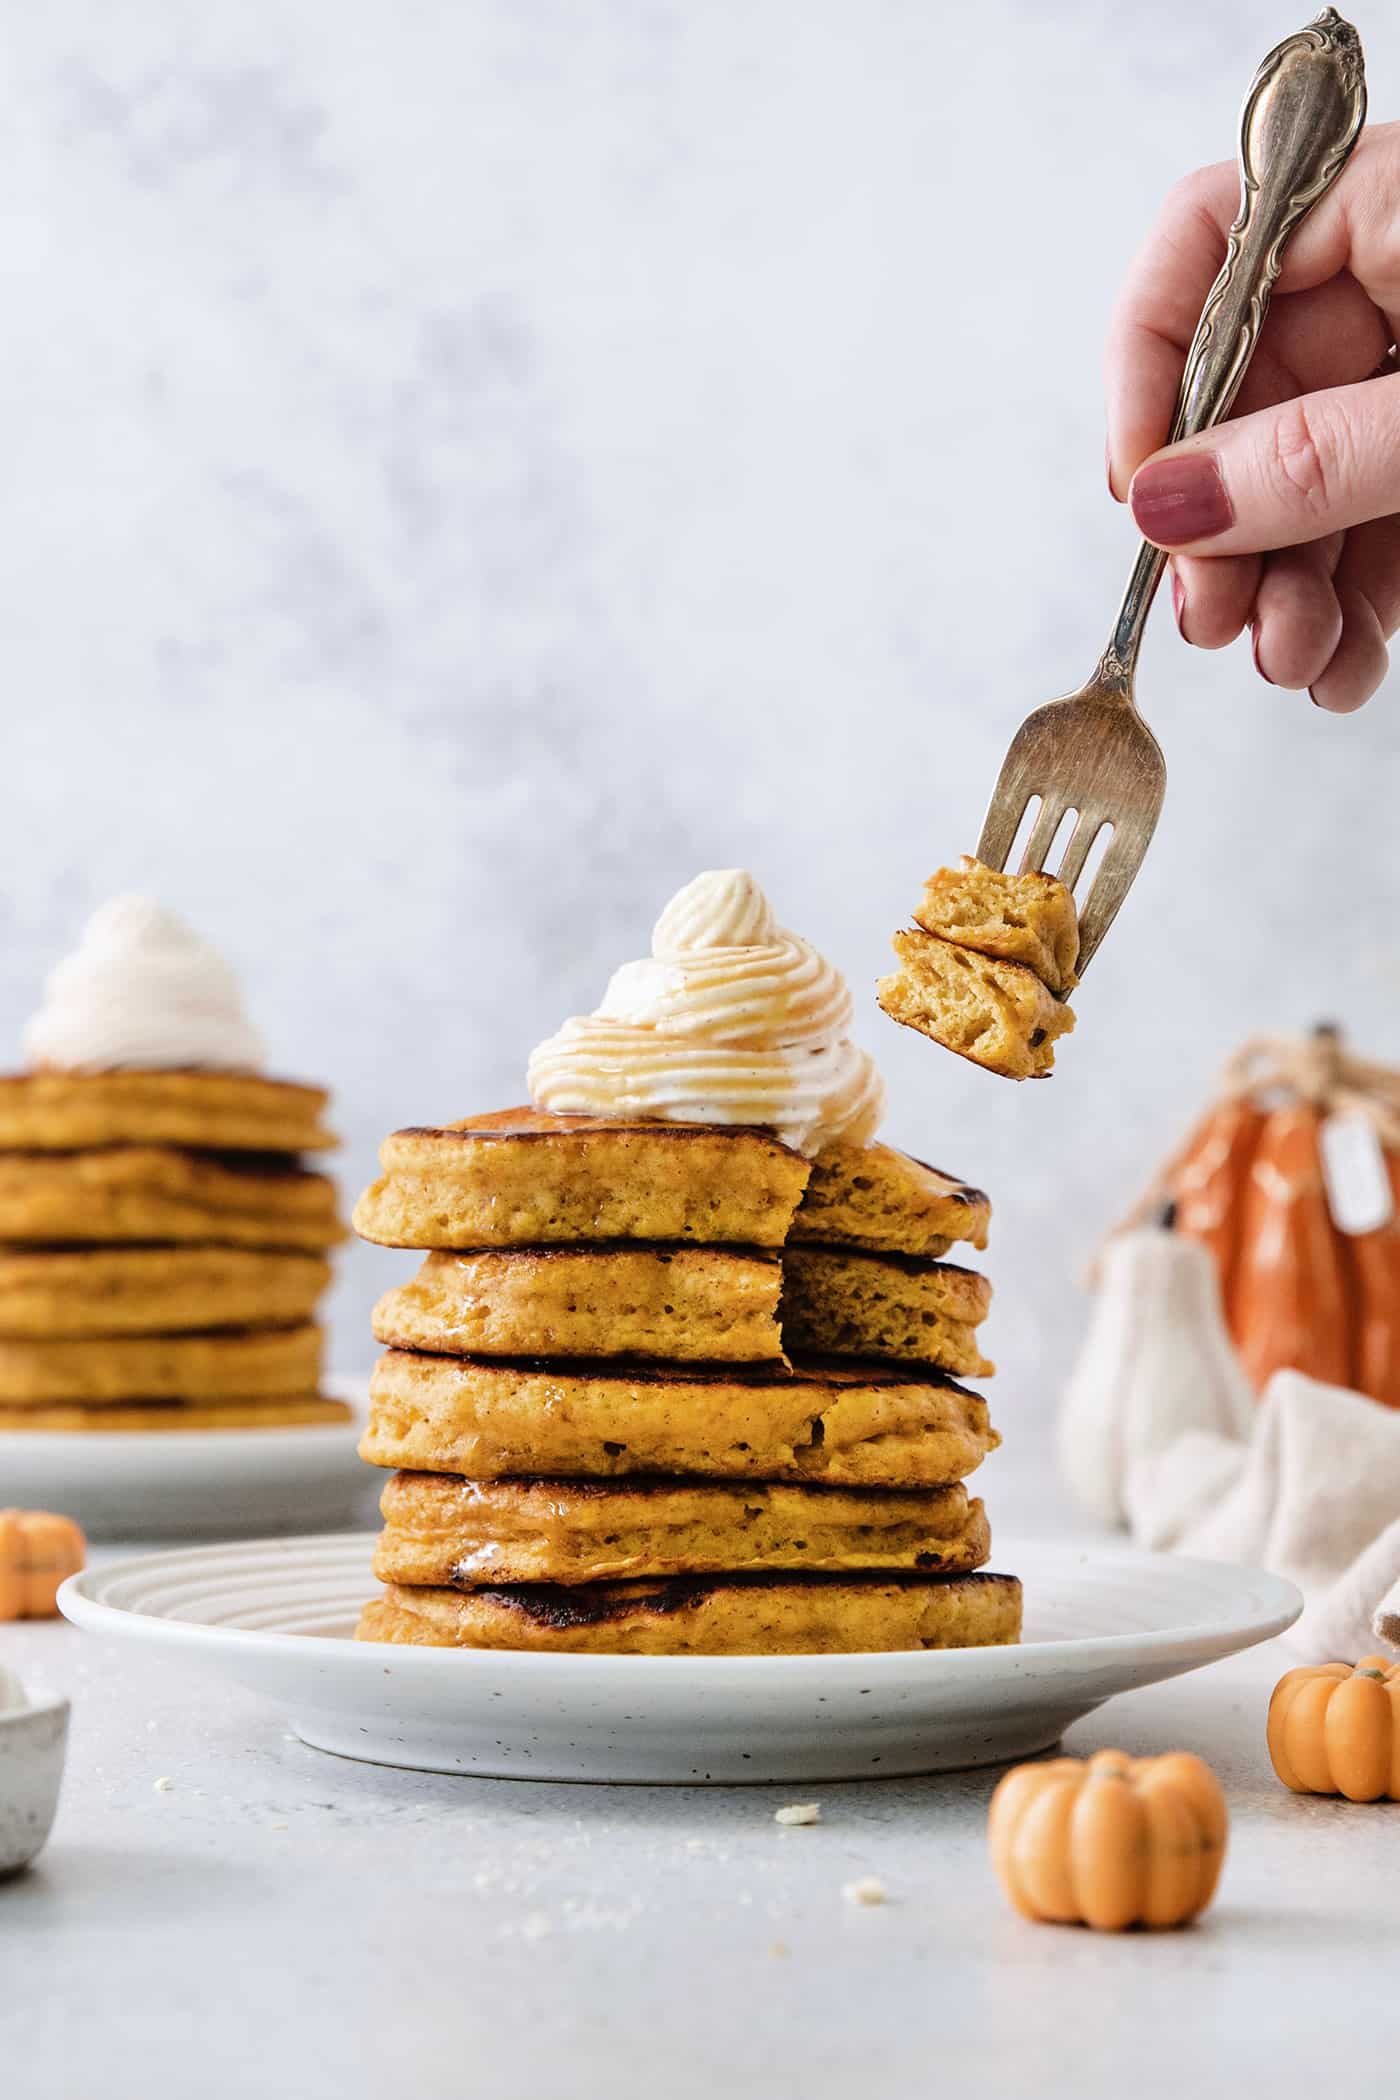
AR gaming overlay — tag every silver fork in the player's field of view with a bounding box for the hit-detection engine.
[976,7,1366,974]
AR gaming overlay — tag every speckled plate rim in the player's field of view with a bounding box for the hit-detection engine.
[0,1377,374,1538]
[57,1532,1302,1681]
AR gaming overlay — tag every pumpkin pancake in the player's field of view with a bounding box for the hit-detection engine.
[781,1246,993,1378]
[792,1138,990,1257]
[358,1567,1023,1655]
[371,1245,783,1363]
[0,1394,351,1432]
[352,1107,810,1250]
[0,1069,335,1152]
[373,1470,989,1585]
[0,1148,343,1252]
[912,857,1080,995]
[0,1246,331,1338]
[0,1323,321,1403]
[360,1349,999,1486]
[878,928,1076,1080]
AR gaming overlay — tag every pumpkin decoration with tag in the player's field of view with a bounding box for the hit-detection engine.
[0,1508,86,1620]
[1267,1656,1400,1801]
[1123,1030,1400,1406]
[987,1749,1228,1931]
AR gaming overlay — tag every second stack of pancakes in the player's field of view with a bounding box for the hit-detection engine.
[0,1068,346,1433]
[354,1111,1016,1654]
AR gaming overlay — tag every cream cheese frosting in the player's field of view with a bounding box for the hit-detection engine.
[527,870,884,1155]
[23,897,267,1073]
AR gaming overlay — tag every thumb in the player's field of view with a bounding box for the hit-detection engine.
[1129,374,1400,555]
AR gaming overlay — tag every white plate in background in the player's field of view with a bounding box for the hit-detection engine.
[58,1533,1301,1782]
[0,1376,376,1539]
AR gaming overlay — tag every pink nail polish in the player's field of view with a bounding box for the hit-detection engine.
[1131,453,1233,545]
[1251,624,1276,686]
[1170,569,1186,635]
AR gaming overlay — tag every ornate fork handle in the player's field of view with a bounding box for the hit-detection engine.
[1101,8,1367,688]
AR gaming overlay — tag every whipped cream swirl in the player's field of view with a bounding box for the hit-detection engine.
[527,870,884,1155]
[24,897,267,1073]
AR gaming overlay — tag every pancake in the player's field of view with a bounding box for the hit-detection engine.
[0,1323,322,1403]
[792,1139,989,1257]
[912,857,1080,995]
[357,1568,1023,1655]
[352,1107,810,1250]
[0,1147,344,1252]
[0,1394,351,1432]
[781,1245,994,1378]
[878,929,1076,1080]
[373,1470,990,1585]
[0,1069,336,1152]
[0,1246,332,1338]
[371,1244,784,1364]
[360,1348,999,1486]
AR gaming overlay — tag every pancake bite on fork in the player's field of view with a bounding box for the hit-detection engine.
[878,858,1079,1079]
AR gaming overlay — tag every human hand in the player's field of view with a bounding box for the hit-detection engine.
[1106,123,1400,711]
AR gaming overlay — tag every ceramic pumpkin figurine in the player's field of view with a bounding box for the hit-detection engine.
[1124,1032,1400,1406]
[988,1749,1228,1931]
[1349,1148,1400,1410]
[1267,1656,1400,1801]
[1229,1103,1353,1394]
[1172,1097,1269,1330]
[0,1508,86,1620]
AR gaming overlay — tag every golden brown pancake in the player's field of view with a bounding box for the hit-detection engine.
[0,1245,331,1338]
[878,929,1075,1080]
[0,1323,321,1403]
[912,857,1080,995]
[352,1108,810,1250]
[0,1069,335,1152]
[358,1568,1023,1655]
[792,1138,989,1257]
[371,1244,783,1364]
[0,1394,350,1432]
[373,1470,990,1585]
[781,1245,993,1378]
[360,1349,999,1486]
[0,1147,343,1252]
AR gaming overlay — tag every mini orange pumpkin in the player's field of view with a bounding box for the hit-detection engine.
[0,1508,86,1620]
[1267,1655,1400,1802]
[988,1749,1228,1931]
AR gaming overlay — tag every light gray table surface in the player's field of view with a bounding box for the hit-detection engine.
[4,1460,1399,2100]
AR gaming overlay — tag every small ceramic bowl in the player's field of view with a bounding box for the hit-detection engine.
[0,1693,70,1876]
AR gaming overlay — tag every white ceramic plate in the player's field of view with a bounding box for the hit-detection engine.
[0,1379,376,1539]
[58,1533,1301,1782]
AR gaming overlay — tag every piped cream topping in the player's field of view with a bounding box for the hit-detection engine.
[23,897,267,1073]
[527,870,884,1155]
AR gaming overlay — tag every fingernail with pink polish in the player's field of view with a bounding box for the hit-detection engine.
[1251,624,1276,686]
[1131,452,1233,546]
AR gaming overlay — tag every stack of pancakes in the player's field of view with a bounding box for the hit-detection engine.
[0,1069,348,1432]
[353,1109,1020,1655]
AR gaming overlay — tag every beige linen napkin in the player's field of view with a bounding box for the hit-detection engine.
[1062,1230,1400,1659]
[1124,1370,1400,1660]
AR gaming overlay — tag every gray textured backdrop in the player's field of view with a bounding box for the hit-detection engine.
[3,2,1398,1468]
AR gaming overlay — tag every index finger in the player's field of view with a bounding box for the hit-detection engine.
[1104,127,1400,496]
